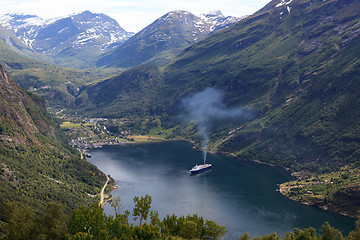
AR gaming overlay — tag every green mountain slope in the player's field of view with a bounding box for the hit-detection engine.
[161,0,360,171]
[0,26,51,72]
[77,0,360,172]
[0,25,52,64]
[0,66,105,229]
[75,65,165,117]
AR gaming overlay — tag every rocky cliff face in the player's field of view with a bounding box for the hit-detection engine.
[0,65,49,145]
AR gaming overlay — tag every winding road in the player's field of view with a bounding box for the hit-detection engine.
[100,175,110,208]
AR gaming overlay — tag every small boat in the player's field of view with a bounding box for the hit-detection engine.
[190,163,212,174]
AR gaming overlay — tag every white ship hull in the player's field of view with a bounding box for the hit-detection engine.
[190,163,212,174]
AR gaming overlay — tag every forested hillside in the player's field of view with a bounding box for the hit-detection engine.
[76,0,360,172]
[0,65,105,232]
[73,0,360,216]
[1,0,359,220]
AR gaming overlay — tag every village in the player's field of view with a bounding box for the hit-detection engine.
[60,116,135,157]
[58,114,175,158]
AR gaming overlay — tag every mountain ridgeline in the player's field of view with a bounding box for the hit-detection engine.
[0,10,240,69]
[0,24,121,108]
[0,11,134,68]
[1,0,360,222]
[0,10,241,108]
[96,10,241,68]
[76,0,360,173]
[96,11,212,68]
[0,65,105,226]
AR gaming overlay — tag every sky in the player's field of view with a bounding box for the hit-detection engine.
[2,0,271,33]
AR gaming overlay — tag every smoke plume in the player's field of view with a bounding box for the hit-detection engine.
[180,87,251,163]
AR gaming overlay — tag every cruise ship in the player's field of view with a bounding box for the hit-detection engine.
[189,163,212,174]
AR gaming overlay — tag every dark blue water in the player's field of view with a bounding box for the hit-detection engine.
[88,141,355,239]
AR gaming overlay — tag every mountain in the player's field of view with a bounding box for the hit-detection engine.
[96,10,212,68]
[0,11,134,68]
[0,24,52,73]
[0,21,121,108]
[73,0,360,216]
[0,10,241,69]
[200,10,245,31]
[75,65,164,117]
[77,0,360,172]
[164,0,360,171]
[0,24,52,63]
[0,35,117,108]
[96,10,242,68]
[0,65,105,228]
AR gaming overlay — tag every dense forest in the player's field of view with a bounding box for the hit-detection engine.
[1,195,360,240]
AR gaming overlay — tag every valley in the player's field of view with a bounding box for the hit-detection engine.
[1,0,360,238]
[57,110,360,219]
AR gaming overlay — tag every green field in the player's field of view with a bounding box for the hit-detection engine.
[60,121,92,129]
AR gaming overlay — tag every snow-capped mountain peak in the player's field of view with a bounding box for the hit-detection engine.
[200,10,245,31]
[0,11,134,54]
[0,13,45,31]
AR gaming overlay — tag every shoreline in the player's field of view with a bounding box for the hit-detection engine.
[102,184,120,208]
[216,150,358,219]
[278,187,357,219]
[99,175,110,208]
[100,176,120,208]
[88,139,357,219]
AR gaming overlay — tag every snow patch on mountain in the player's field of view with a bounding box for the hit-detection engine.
[276,0,294,7]
[276,0,293,15]
[0,13,45,29]
[0,11,134,54]
[200,10,244,31]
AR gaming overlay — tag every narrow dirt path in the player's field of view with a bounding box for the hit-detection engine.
[100,175,110,208]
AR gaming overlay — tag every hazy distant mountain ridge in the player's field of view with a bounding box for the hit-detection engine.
[0,10,241,68]
[0,23,52,63]
[0,23,121,109]
[96,10,212,68]
[96,10,242,68]
[0,11,134,67]
[0,13,46,48]
[0,11,133,54]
